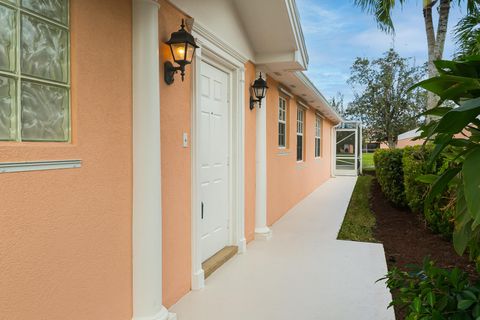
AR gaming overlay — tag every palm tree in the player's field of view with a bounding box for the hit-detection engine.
[454,9,480,58]
[354,0,479,109]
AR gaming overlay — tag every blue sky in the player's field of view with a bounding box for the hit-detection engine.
[296,0,468,103]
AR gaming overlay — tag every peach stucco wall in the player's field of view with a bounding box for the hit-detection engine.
[244,62,257,243]
[0,1,133,319]
[266,78,333,226]
[158,0,193,308]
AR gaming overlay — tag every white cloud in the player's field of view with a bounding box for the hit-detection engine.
[350,21,427,58]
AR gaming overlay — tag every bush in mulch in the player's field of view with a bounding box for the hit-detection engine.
[402,145,454,238]
[373,148,407,208]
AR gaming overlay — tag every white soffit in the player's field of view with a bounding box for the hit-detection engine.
[232,0,308,69]
[265,68,342,124]
[171,0,308,70]
[170,0,255,60]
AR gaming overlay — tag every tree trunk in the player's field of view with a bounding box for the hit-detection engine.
[423,0,438,110]
[387,136,396,149]
[435,0,451,60]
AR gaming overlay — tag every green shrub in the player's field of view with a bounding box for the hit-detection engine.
[403,146,432,213]
[374,148,407,207]
[402,145,454,237]
[380,259,480,319]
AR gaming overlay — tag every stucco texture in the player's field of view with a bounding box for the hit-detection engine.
[266,77,333,226]
[158,0,193,308]
[0,1,133,319]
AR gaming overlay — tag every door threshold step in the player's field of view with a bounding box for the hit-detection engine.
[202,246,238,279]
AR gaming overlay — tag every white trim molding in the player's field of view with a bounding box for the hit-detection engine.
[0,160,81,173]
[132,1,175,320]
[285,0,309,69]
[278,86,293,98]
[191,26,247,290]
[192,23,249,66]
[255,70,272,241]
[297,100,309,110]
[315,111,325,119]
[295,72,342,124]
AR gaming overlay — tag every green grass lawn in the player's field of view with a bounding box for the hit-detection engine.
[337,175,377,242]
[362,152,375,169]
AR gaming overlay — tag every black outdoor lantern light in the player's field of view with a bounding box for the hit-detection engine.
[250,73,268,110]
[164,19,199,85]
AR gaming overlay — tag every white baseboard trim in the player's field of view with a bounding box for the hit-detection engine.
[255,227,273,241]
[191,268,205,290]
[237,237,247,254]
[133,307,173,320]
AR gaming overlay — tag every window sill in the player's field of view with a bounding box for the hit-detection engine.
[277,151,290,156]
[296,161,307,169]
[0,141,76,148]
[0,159,82,174]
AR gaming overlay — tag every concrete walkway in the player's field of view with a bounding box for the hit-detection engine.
[171,177,395,320]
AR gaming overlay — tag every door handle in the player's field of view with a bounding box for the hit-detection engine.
[201,202,204,219]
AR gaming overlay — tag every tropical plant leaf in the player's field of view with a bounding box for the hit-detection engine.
[416,174,439,184]
[436,97,480,134]
[459,299,476,310]
[450,138,473,148]
[426,167,462,209]
[454,220,473,255]
[413,75,480,102]
[428,134,453,165]
[463,147,480,224]
[421,106,454,117]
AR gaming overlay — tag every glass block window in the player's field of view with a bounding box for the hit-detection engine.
[315,115,322,158]
[296,107,305,161]
[278,97,287,148]
[0,0,70,142]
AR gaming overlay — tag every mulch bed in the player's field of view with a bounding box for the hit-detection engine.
[370,177,478,319]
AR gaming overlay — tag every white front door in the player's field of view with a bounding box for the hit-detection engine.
[198,61,229,262]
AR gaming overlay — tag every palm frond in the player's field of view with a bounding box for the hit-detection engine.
[354,0,406,33]
[454,11,480,59]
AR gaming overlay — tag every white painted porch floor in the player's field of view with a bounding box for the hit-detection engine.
[171,177,395,320]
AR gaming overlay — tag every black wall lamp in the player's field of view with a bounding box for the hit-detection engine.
[250,73,268,110]
[164,19,199,85]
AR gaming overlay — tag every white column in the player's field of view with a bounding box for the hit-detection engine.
[255,71,272,240]
[132,1,175,320]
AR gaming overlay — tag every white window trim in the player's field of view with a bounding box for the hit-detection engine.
[278,86,293,98]
[296,107,304,162]
[278,96,287,149]
[315,115,322,159]
[297,100,310,110]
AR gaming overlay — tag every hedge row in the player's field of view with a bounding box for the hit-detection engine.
[374,146,454,237]
[373,149,407,207]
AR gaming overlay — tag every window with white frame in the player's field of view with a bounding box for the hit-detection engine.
[278,97,287,148]
[315,115,322,158]
[0,0,70,142]
[296,107,305,161]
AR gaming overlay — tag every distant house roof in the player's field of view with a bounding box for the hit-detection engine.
[398,128,421,140]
